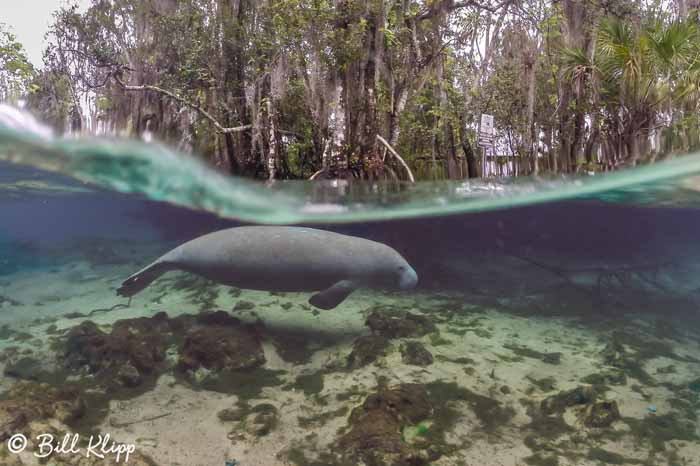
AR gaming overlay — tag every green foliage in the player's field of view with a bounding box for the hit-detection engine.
[0,23,35,102]
[22,0,700,179]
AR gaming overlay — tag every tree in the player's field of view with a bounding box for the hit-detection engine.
[0,23,35,103]
[563,16,700,166]
[25,0,700,180]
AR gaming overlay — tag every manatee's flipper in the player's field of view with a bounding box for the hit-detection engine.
[117,261,175,298]
[309,280,357,310]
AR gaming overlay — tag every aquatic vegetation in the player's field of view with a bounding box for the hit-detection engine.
[583,401,621,428]
[600,338,655,386]
[365,306,437,339]
[3,356,49,381]
[337,383,436,466]
[524,453,559,466]
[427,332,453,346]
[346,335,391,369]
[289,372,325,396]
[540,386,597,415]
[503,343,562,365]
[425,381,515,433]
[624,413,699,452]
[233,300,256,312]
[526,376,557,393]
[400,341,434,366]
[0,325,33,343]
[585,448,628,464]
[297,406,349,429]
[268,330,329,365]
[580,370,627,387]
[689,378,700,392]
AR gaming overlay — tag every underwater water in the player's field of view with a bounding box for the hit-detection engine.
[0,118,700,466]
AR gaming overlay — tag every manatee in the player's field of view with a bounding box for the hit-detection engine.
[117,226,418,309]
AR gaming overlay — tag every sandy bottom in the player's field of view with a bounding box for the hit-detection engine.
[0,254,699,466]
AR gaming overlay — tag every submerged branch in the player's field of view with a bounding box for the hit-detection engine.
[508,253,675,300]
[109,412,172,428]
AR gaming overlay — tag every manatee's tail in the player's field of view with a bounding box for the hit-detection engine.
[117,261,173,297]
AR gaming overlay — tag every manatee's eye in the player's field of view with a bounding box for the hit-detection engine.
[397,265,406,272]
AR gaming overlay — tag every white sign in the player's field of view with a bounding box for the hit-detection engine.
[480,114,494,135]
[478,114,495,148]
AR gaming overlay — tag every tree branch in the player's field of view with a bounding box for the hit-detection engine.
[112,74,251,134]
[416,0,511,21]
[376,134,415,182]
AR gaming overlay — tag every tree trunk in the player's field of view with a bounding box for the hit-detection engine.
[626,132,640,166]
[558,0,597,173]
[524,39,538,175]
[437,57,459,179]
[267,98,278,180]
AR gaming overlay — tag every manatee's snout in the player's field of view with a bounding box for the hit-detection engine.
[398,265,418,290]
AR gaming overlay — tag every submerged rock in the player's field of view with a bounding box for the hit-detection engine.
[178,312,265,373]
[0,382,155,465]
[401,341,433,366]
[0,381,85,440]
[117,362,143,388]
[347,335,390,369]
[338,383,437,466]
[366,307,436,339]
[64,316,169,388]
[217,402,278,437]
[62,310,267,393]
[584,400,621,428]
[541,385,597,415]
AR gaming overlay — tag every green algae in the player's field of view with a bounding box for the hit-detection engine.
[286,447,312,466]
[668,397,699,422]
[0,325,13,340]
[428,332,452,346]
[434,355,476,365]
[445,318,493,339]
[426,381,515,433]
[586,448,630,464]
[524,453,559,466]
[233,300,255,311]
[268,330,328,364]
[524,404,575,444]
[503,344,561,364]
[190,367,286,400]
[688,378,700,392]
[297,406,349,428]
[283,448,346,466]
[289,372,324,396]
[624,413,699,451]
[336,385,364,402]
[12,331,33,342]
[528,376,557,392]
[581,370,627,387]
[3,357,50,382]
[494,353,525,363]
